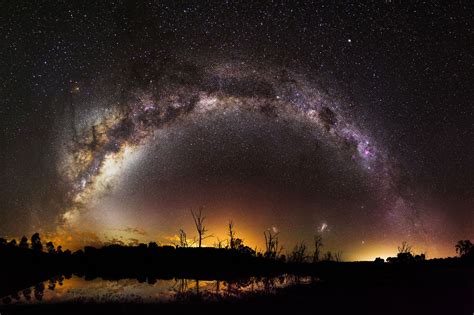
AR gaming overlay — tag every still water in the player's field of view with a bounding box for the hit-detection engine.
[3,274,312,304]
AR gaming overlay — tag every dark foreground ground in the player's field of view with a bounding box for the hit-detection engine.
[1,282,473,315]
[2,262,473,315]
[1,244,473,315]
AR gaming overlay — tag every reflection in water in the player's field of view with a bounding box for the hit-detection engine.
[22,288,31,301]
[2,274,312,304]
[34,283,44,301]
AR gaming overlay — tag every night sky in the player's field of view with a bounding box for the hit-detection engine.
[0,1,472,260]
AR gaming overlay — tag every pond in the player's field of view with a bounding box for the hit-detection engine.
[2,274,313,304]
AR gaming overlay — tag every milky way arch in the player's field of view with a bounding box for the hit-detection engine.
[58,59,422,245]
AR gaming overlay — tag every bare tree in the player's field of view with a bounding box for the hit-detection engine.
[334,251,343,262]
[178,229,189,247]
[396,241,415,263]
[191,207,213,248]
[228,220,236,249]
[313,234,323,263]
[398,241,412,255]
[289,242,307,263]
[323,250,333,261]
[214,237,225,249]
[264,229,282,259]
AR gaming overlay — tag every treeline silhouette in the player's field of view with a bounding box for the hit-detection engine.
[1,231,474,315]
[1,230,473,284]
[1,209,473,300]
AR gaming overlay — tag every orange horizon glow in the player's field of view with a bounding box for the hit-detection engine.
[3,226,461,262]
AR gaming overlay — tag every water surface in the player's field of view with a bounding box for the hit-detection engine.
[2,274,312,304]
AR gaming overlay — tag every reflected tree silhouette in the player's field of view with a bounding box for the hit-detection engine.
[179,279,189,294]
[48,278,56,291]
[278,274,285,285]
[226,279,236,295]
[263,277,276,293]
[147,276,156,285]
[58,275,64,286]
[195,279,200,296]
[34,282,45,301]
[215,280,220,294]
[22,287,32,301]
[11,292,20,301]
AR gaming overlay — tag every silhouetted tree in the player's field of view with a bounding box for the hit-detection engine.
[397,241,414,263]
[289,242,307,263]
[214,237,225,248]
[56,245,63,254]
[323,250,333,261]
[334,251,343,262]
[31,233,43,252]
[386,256,397,263]
[148,242,158,250]
[19,236,29,248]
[178,229,189,247]
[8,239,17,247]
[228,220,236,249]
[414,253,426,261]
[455,240,473,257]
[264,229,282,259]
[233,238,243,249]
[46,241,55,254]
[0,237,6,245]
[398,241,412,254]
[374,257,385,264]
[238,243,256,256]
[191,207,212,247]
[313,234,323,262]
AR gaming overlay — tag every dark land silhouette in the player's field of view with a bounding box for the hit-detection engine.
[0,233,473,314]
